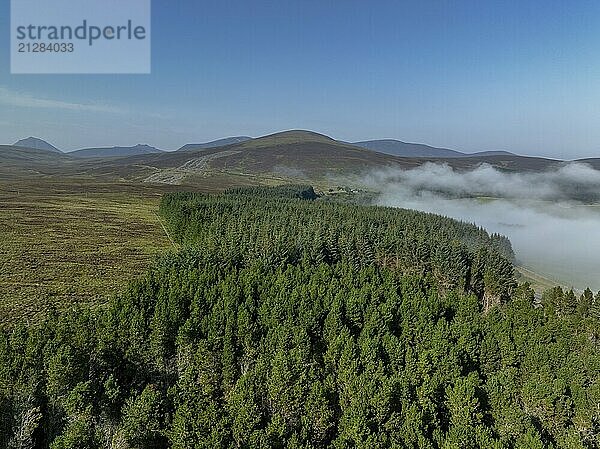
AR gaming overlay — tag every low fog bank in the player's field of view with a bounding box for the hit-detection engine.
[368,163,600,291]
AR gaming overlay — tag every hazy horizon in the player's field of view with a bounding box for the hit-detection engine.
[3,131,597,161]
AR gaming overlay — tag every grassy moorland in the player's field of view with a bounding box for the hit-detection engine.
[0,180,176,324]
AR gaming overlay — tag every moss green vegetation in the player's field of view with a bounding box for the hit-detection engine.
[0,181,173,323]
[1,185,598,448]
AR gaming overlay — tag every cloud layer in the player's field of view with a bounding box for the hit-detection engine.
[368,163,600,290]
[369,162,600,202]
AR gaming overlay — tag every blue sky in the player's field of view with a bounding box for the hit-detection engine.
[1,0,600,158]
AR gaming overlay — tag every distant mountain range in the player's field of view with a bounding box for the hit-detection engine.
[11,138,164,159]
[9,135,516,160]
[67,144,163,159]
[14,137,61,153]
[352,139,515,158]
[4,130,599,185]
[8,134,521,161]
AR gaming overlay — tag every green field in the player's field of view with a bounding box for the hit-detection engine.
[0,180,175,324]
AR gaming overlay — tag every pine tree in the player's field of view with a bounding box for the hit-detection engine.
[577,288,594,318]
[590,291,600,320]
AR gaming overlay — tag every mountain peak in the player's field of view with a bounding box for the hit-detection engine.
[264,130,336,141]
[239,130,339,150]
[14,137,62,153]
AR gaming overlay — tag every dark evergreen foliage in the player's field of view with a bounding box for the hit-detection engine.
[1,186,598,448]
[159,187,516,303]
